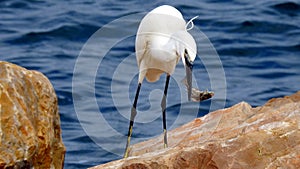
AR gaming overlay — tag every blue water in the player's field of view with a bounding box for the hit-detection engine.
[1,0,300,168]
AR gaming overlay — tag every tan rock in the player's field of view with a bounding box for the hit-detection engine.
[90,91,300,169]
[0,61,66,168]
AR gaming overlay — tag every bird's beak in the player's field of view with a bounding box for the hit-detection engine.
[184,49,193,101]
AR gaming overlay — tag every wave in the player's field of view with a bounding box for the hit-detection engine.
[271,1,300,16]
[5,23,98,44]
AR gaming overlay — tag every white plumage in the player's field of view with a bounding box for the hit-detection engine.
[124,5,197,158]
[135,5,197,83]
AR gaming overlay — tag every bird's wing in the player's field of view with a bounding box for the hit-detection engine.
[135,33,150,68]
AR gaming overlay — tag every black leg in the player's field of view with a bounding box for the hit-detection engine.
[161,74,170,148]
[124,83,141,158]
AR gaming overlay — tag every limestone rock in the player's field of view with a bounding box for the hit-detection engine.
[0,61,66,168]
[91,91,300,169]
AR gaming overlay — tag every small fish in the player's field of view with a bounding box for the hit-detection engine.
[181,77,214,102]
[190,88,214,102]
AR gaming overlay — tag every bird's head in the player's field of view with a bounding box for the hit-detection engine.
[172,31,196,101]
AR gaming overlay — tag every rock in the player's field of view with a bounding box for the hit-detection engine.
[90,91,300,169]
[0,61,66,168]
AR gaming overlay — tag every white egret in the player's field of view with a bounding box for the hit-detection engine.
[124,5,198,158]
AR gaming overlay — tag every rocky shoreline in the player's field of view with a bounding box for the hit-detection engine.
[1,61,299,169]
[91,91,300,169]
[0,61,66,168]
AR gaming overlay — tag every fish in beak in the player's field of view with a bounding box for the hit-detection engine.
[184,49,193,101]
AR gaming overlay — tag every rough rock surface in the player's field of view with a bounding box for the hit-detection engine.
[91,91,300,169]
[0,61,66,168]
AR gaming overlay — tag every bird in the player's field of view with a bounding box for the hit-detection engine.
[124,5,197,158]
